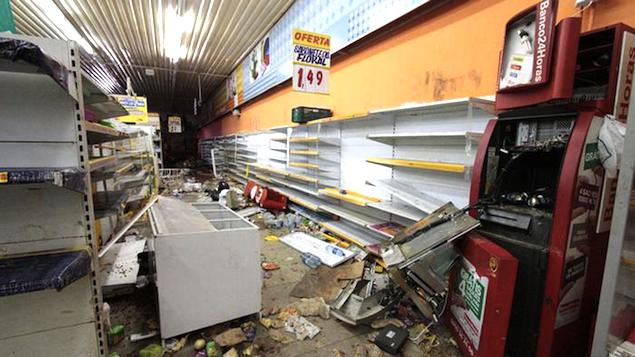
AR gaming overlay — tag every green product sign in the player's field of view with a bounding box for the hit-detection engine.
[457,265,486,318]
[583,142,601,170]
[0,0,15,33]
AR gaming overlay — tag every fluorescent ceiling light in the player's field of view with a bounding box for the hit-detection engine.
[32,0,94,55]
[164,5,194,62]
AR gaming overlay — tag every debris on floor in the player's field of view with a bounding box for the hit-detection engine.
[223,347,239,357]
[284,315,321,340]
[194,338,206,350]
[206,341,221,356]
[164,334,188,353]
[237,206,263,218]
[138,343,162,357]
[214,327,247,347]
[290,261,364,302]
[371,318,406,329]
[353,343,385,357]
[129,330,158,342]
[107,173,463,356]
[107,324,125,346]
[301,252,322,269]
[373,324,409,354]
[268,328,296,344]
[286,297,330,319]
[261,262,280,270]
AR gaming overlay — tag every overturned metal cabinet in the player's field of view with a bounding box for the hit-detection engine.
[149,197,261,338]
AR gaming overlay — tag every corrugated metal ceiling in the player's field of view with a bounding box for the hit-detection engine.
[10,0,294,110]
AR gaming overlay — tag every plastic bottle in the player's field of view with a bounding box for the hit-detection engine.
[301,252,322,269]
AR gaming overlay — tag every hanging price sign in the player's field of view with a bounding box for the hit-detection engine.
[292,29,330,94]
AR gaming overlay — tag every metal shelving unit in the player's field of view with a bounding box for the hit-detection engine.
[0,34,111,356]
[89,123,156,246]
[153,127,163,169]
[220,97,493,248]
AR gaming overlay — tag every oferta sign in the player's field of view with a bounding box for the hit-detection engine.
[292,29,330,94]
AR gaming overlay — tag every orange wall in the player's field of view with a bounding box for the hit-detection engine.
[201,0,635,137]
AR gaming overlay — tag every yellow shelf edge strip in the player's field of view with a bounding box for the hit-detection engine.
[290,162,319,169]
[288,172,319,184]
[319,187,381,206]
[289,137,319,143]
[319,222,365,248]
[366,157,465,173]
[290,150,319,155]
[321,232,351,248]
[288,196,320,212]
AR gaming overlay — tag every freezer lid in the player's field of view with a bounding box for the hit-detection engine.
[150,196,216,236]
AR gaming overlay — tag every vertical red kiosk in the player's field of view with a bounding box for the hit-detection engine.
[448,1,635,356]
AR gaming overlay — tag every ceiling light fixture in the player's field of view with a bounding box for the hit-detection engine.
[32,0,95,55]
[164,5,194,62]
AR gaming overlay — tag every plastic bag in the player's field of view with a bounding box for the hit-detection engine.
[598,115,626,178]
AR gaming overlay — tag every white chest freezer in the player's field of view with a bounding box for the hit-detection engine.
[149,197,261,338]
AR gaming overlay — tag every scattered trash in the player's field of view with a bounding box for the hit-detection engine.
[206,341,221,357]
[371,319,406,329]
[268,328,295,344]
[290,261,365,302]
[103,302,111,329]
[281,232,355,267]
[220,189,240,209]
[139,343,163,357]
[259,317,273,329]
[353,343,385,357]
[146,319,159,331]
[195,350,208,357]
[374,324,409,355]
[301,252,322,269]
[264,235,279,242]
[107,324,125,346]
[237,206,262,218]
[407,323,431,345]
[263,270,273,279]
[223,347,239,357]
[241,321,257,341]
[108,353,120,357]
[165,335,188,353]
[183,182,202,192]
[260,306,280,317]
[261,262,280,270]
[284,315,321,340]
[129,330,159,342]
[194,338,207,350]
[242,345,254,356]
[333,349,346,357]
[214,327,247,347]
[218,181,230,191]
[287,297,330,319]
[263,212,285,228]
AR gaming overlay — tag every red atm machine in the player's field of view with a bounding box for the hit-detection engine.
[448,1,635,356]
